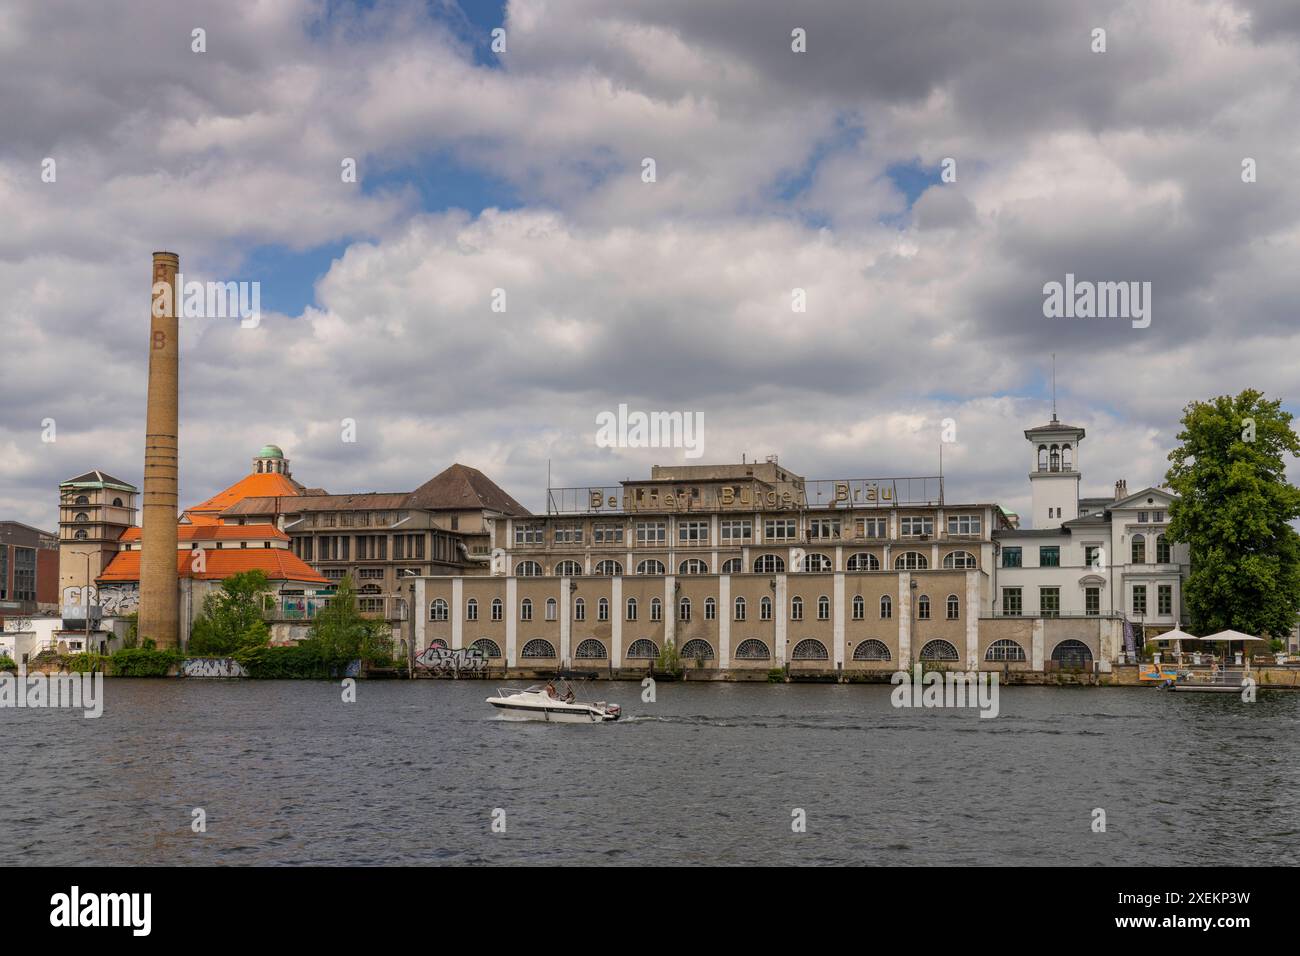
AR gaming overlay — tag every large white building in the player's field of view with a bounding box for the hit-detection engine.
[993,415,1190,653]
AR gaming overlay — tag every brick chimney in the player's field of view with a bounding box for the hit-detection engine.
[1114,479,1128,501]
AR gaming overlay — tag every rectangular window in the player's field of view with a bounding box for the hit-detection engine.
[1138,511,1149,523]
[1002,588,1022,616]
[1039,546,1060,567]
[358,568,384,580]
[1133,585,1147,616]
[1040,587,1060,618]
[857,517,887,538]
[808,518,841,539]
[764,519,796,541]
[554,526,584,544]
[514,523,544,545]
[1002,547,1022,568]
[1153,511,1164,523]
[593,523,624,544]
[1158,584,1172,616]
[900,516,933,537]
[946,515,981,536]
[1085,587,1100,616]
[720,519,752,542]
[1084,545,1101,569]
[636,522,666,545]
[678,521,709,544]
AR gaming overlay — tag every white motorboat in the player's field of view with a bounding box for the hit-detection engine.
[486,681,621,723]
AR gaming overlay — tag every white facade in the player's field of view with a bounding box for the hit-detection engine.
[995,419,1191,645]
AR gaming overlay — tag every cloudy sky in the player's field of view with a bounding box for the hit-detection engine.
[3,0,1299,532]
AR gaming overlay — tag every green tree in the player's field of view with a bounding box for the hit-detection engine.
[302,575,391,664]
[188,570,273,655]
[1166,389,1300,638]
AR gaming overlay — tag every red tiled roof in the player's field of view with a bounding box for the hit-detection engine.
[118,524,287,542]
[186,472,305,516]
[97,548,328,584]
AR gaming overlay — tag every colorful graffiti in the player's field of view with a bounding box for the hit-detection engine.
[62,584,139,616]
[415,645,489,675]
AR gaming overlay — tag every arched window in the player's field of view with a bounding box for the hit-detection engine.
[520,599,533,621]
[594,560,623,576]
[515,560,542,577]
[918,595,931,619]
[680,639,714,661]
[852,595,865,620]
[545,597,558,621]
[946,594,959,619]
[575,639,607,659]
[735,639,770,660]
[760,596,772,620]
[112,497,123,507]
[678,559,709,575]
[817,595,830,620]
[734,597,747,621]
[637,559,666,575]
[1050,445,1061,471]
[1156,534,1170,563]
[650,597,663,621]
[472,638,502,658]
[1051,640,1093,667]
[554,560,583,576]
[574,598,586,621]
[1131,534,1146,564]
[1062,444,1073,470]
[753,554,785,574]
[491,598,502,621]
[74,512,88,523]
[598,597,609,621]
[894,551,928,570]
[74,529,88,540]
[801,552,832,572]
[853,640,891,661]
[791,596,804,621]
[429,599,448,621]
[920,640,960,661]
[626,598,638,621]
[626,639,658,660]
[521,639,556,659]
[792,639,828,660]
[74,495,89,505]
[466,598,478,621]
[846,552,880,571]
[880,595,892,619]
[943,550,976,569]
[985,639,1026,661]
[721,558,743,574]
[678,597,691,621]
[427,638,449,650]
[1038,445,1048,471]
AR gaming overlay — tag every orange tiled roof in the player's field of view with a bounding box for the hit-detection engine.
[97,548,329,584]
[118,524,287,542]
[186,472,305,516]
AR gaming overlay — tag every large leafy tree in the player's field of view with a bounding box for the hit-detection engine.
[189,570,273,655]
[304,575,392,663]
[1165,390,1300,638]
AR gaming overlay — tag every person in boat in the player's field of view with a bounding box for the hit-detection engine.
[545,682,558,699]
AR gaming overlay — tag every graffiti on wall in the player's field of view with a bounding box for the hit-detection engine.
[62,584,139,616]
[415,645,489,675]
[181,657,248,679]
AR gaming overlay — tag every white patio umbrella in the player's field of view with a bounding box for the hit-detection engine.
[1202,629,1267,668]
[1160,627,1199,664]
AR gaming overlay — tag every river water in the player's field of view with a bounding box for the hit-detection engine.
[3,679,1296,866]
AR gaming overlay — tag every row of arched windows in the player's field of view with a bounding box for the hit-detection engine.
[513,550,977,577]
[1037,443,1074,472]
[461,635,1070,665]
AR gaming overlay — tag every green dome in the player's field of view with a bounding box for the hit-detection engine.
[257,444,285,459]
